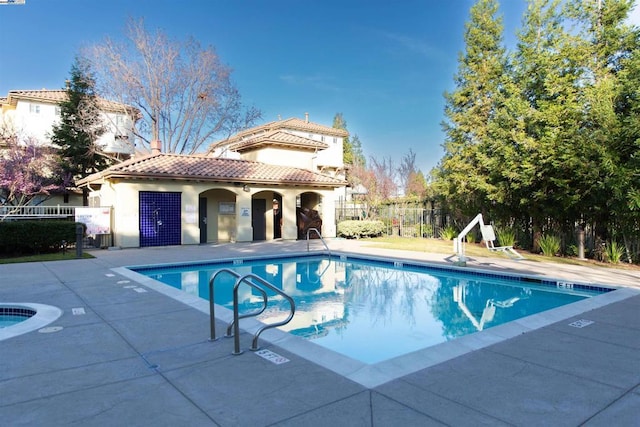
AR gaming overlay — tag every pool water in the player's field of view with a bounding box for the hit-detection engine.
[0,315,31,328]
[133,255,608,364]
[0,307,36,329]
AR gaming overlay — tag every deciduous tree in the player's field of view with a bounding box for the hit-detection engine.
[86,18,261,154]
[0,137,63,216]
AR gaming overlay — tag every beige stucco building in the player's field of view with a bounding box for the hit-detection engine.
[1,89,136,156]
[77,116,349,248]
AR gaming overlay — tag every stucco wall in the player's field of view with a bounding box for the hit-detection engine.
[242,147,314,170]
[92,179,340,248]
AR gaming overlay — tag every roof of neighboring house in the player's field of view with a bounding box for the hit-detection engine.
[2,90,136,115]
[226,129,329,153]
[209,116,348,152]
[77,153,347,188]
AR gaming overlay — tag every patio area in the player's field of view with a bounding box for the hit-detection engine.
[1,239,639,426]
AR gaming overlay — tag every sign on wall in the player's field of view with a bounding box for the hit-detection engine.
[219,202,236,215]
[75,207,111,235]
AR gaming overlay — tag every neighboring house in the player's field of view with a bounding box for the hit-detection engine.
[0,89,136,157]
[77,115,349,248]
[209,113,347,179]
[0,89,138,206]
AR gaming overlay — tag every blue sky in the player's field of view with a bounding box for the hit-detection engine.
[1,1,637,174]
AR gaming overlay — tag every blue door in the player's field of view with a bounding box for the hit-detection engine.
[139,191,182,247]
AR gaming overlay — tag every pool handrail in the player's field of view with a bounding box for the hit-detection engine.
[231,273,296,355]
[306,227,330,256]
[224,283,268,338]
[209,268,269,341]
[209,268,245,341]
[209,269,294,353]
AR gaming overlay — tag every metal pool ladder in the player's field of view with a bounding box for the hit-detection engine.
[306,227,330,255]
[208,269,296,355]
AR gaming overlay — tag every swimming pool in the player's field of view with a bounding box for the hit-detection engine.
[0,303,63,341]
[131,253,611,364]
[0,306,35,328]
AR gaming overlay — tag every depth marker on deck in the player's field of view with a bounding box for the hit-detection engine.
[569,319,594,328]
[255,349,290,364]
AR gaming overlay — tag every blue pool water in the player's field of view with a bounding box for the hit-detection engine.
[0,306,36,329]
[132,254,609,364]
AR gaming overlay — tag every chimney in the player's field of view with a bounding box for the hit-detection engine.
[150,140,162,155]
[305,112,309,123]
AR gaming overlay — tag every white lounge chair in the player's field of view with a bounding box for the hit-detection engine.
[480,225,524,260]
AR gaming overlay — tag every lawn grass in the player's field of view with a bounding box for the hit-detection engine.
[0,251,95,264]
[361,236,639,270]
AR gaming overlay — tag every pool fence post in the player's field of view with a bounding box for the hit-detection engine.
[75,224,83,258]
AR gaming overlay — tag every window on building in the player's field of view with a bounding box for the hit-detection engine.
[29,104,40,114]
[55,106,61,116]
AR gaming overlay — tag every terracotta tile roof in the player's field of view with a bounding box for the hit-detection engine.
[229,130,328,152]
[4,90,135,114]
[209,116,348,151]
[77,153,346,187]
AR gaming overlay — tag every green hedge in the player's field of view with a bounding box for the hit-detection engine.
[337,220,385,239]
[0,221,84,255]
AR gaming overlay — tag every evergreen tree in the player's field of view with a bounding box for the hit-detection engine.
[437,0,507,218]
[572,0,640,250]
[332,112,352,165]
[51,57,111,204]
[349,134,366,167]
[512,0,585,233]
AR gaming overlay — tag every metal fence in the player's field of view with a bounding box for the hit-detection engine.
[0,205,112,249]
[0,205,76,220]
[335,205,449,238]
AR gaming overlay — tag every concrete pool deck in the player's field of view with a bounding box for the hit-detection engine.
[1,239,639,426]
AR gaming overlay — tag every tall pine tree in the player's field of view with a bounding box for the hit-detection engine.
[437,0,507,218]
[51,57,111,205]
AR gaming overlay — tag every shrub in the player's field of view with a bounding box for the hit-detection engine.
[465,232,476,244]
[539,234,561,257]
[495,227,516,247]
[415,224,435,238]
[439,225,458,240]
[0,221,83,255]
[337,220,385,239]
[604,241,624,264]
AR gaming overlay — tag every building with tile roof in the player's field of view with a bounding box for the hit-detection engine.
[0,89,137,155]
[77,115,349,248]
[209,113,348,177]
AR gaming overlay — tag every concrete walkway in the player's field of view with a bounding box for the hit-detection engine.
[1,240,639,426]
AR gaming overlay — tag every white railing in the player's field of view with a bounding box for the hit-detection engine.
[0,205,77,220]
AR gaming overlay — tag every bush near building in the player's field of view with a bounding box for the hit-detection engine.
[0,221,84,256]
[337,220,385,239]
